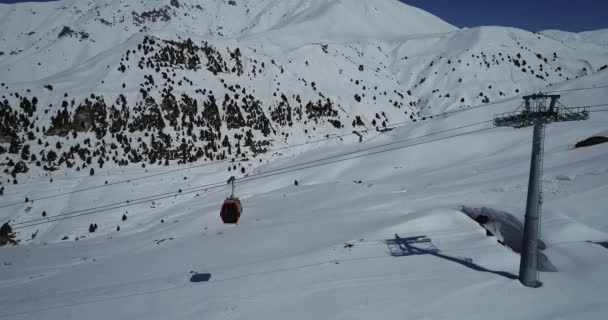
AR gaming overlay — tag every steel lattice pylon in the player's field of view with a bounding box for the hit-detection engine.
[494,94,590,288]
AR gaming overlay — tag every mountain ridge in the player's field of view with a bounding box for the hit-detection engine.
[0,0,606,188]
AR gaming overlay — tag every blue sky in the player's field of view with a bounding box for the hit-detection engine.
[401,0,608,32]
[0,0,606,32]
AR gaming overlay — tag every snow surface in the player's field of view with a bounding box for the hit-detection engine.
[1,74,607,319]
[1,0,608,319]
[542,29,608,48]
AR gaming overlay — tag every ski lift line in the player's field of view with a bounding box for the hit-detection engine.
[0,93,542,209]
[233,125,496,187]
[0,113,490,209]
[0,121,425,207]
[587,104,608,109]
[0,120,491,208]
[4,87,603,209]
[425,83,607,118]
[230,128,497,195]
[439,96,520,116]
[4,84,600,209]
[11,180,228,227]
[11,125,495,229]
[0,162,235,209]
[546,85,608,94]
[13,121,492,227]
[13,122,495,227]
[46,121,494,215]
[1,127,397,207]
[12,185,226,229]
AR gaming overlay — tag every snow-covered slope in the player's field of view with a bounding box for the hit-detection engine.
[1,0,606,186]
[1,1,608,319]
[0,0,455,82]
[542,29,608,48]
[1,67,607,320]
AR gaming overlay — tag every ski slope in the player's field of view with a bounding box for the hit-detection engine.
[1,71,608,319]
[1,0,608,319]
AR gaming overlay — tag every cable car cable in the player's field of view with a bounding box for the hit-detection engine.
[3,85,603,208]
[11,97,607,227]
[11,124,495,229]
[13,122,493,227]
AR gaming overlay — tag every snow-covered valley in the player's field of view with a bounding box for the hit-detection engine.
[1,0,608,319]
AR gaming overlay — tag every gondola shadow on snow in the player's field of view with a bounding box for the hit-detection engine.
[385,234,517,280]
[189,272,212,283]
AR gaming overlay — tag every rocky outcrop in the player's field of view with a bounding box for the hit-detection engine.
[74,104,94,132]
[57,26,90,41]
[46,96,108,138]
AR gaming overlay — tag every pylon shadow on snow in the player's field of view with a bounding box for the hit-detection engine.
[385,234,518,280]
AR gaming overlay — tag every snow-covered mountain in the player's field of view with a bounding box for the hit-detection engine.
[0,0,455,82]
[542,29,608,48]
[1,2,608,319]
[1,0,607,184]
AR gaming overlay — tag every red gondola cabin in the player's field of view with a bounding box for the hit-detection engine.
[220,197,242,224]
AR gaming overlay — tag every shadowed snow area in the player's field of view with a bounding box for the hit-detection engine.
[461,206,558,272]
